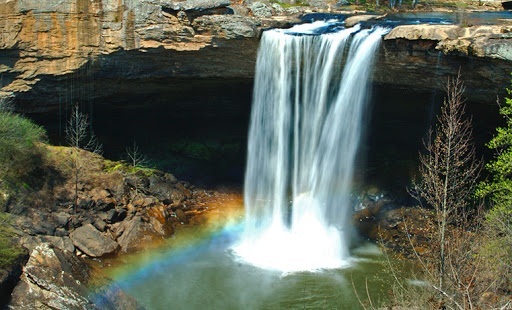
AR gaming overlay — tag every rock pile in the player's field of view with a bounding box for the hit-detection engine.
[11,169,207,259]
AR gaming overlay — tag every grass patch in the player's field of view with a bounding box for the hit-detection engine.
[103,160,156,177]
[0,213,24,269]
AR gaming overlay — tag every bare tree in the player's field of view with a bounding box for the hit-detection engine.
[65,104,102,213]
[410,71,482,305]
[125,141,150,169]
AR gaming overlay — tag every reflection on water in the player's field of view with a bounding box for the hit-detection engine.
[98,192,409,310]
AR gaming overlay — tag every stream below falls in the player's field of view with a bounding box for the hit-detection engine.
[94,193,412,310]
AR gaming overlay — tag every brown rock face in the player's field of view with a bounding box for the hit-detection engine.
[69,223,119,257]
[1,1,511,110]
[8,243,141,310]
[8,243,95,310]
[0,0,263,111]
[378,24,512,102]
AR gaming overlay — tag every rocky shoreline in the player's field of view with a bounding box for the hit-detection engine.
[0,145,220,309]
[0,144,494,309]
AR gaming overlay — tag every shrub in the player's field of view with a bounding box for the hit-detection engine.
[0,111,46,188]
[476,82,512,292]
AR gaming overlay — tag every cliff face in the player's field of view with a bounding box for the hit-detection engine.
[378,24,512,102]
[0,0,278,110]
[1,0,511,110]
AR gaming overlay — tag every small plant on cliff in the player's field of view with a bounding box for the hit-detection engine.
[65,104,102,213]
[125,141,151,169]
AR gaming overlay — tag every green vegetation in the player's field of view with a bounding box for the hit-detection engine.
[369,74,511,309]
[270,0,309,8]
[476,82,512,284]
[0,108,46,195]
[0,214,24,269]
[103,159,156,177]
[478,86,512,235]
[0,105,40,269]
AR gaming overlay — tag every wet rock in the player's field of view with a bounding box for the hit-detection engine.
[174,208,189,224]
[8,243,96,310]
[69,224,118,257]
[92,283,142,310]
[8,243,140,310]
[147,206,174,236]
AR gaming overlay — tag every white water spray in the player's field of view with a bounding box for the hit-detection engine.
[234,23,389,272]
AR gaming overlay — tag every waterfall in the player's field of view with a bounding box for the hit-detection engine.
[234,22,389,272]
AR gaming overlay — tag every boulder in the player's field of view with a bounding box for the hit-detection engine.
[248,2,273,18]
[93,219,107,232]
[116,216,156,253]
[106,208,127,224]
[89,187,116,211]
[8,243,140,310]
[8,243,96,310]
[21,235,75,253]
[69,224,118,257]
[12,215,56,236]
[53,211,71,227]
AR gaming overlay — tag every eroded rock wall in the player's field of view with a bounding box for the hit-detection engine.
[1,0,512,110]
[377,24,512,102]
[0,0,276,110]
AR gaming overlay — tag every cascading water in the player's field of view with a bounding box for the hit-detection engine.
[234,21,389,272]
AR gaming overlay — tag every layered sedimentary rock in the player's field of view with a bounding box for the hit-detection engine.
[378,24,512,101]
[0,0,511,110]
[0,0,281,110]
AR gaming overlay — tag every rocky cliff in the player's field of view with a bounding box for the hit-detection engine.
[1,0,511,110]
[0,0,298,111]
[378,23,512,101]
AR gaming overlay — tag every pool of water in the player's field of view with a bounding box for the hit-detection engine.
[96,195,410,310]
